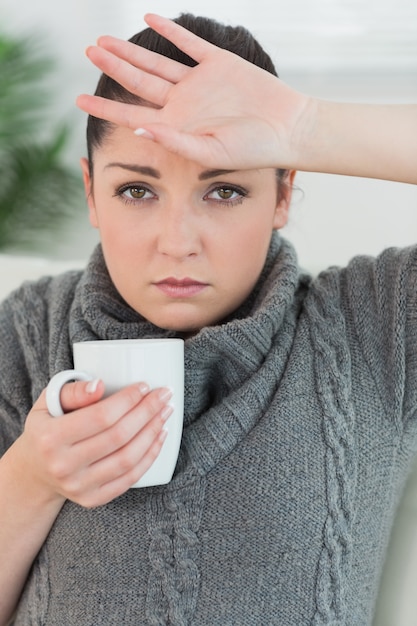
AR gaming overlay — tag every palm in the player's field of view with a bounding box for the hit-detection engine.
[77,14,306,170]
[152,53,284,168]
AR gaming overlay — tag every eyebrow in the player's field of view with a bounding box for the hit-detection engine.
[104,162,237,181]
[104,163,161,178]
[198,168,237,181]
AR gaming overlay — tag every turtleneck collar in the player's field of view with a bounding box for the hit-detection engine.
[68,232,309,482]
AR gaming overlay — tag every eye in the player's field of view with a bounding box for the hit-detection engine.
[115,184,156,204]
[205,185,247,206]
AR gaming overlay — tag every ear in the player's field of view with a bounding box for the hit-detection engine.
[273,170,297,230]
[80,157,98,229]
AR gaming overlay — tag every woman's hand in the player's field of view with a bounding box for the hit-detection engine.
[76,13,312,171]
[13,379,172,508]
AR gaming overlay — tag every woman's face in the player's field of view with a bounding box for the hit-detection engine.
[81,126,294,333]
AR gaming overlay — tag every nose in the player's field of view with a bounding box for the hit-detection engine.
[157,202,202,259]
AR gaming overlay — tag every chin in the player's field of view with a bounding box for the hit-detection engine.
[154,318,204,335]
[138,298,239,334]
[147,310,215,335]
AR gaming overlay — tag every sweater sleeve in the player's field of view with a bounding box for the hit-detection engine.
[341,245,417,432]
[0,286,43,455]
[0,271,82,456]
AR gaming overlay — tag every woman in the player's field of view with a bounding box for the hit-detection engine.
[0,13,416,625]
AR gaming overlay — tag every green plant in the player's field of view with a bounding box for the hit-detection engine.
[0,30,83,252]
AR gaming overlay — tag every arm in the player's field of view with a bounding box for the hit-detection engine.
[76,14,417,185]
[0,380,170,625]
[299,100,417,184]
[0,442,65,625]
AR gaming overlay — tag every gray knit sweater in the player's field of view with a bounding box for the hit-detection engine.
[2,232,417,625]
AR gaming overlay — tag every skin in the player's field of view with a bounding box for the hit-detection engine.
[81,125,295,334]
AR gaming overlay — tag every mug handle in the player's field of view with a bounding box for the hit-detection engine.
[46,369,93,417]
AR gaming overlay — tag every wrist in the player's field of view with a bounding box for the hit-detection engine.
[290,95,323,172]
[1,436,66,512]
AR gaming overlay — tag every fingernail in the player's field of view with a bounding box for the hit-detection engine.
[138,382,150,395]
[86,379,100,394]
[158,387,173,402]
[134,128,155,140]
[160,405,173,422]
[158,429,168,443]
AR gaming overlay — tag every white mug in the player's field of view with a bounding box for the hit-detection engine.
[46,338,184,488]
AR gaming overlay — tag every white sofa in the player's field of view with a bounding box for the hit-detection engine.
[0,254,85,299]
[1,253,417,625]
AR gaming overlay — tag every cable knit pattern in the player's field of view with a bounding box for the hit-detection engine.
[305,270,357,624]
[145,478,206,625]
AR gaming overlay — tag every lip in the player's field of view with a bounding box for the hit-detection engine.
[153,277,208,298]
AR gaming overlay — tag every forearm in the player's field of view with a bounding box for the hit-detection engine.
[297,100,417,184]
[0,438,64,625]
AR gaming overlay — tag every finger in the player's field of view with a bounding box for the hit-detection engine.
[134,123,229,168]
[144,14,215,63]
[56,391,171,497]
[84,410,170,486]
[96,35,190,83]
[85,46,172,107]
[58,382,152,442]
[32,384,102,417]
[76,94,160,129]
[75,429,168,507]
[59,379,105,413]
[73,387,173,464]
[62,383,172,444]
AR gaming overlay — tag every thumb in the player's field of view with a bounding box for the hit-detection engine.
[37,379,105,416]
[59,378,105,413]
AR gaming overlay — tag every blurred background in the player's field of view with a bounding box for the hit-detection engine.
[0,1,416,623]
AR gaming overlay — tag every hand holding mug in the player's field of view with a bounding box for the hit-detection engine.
[18,378,172,508]
[45,339,184,491]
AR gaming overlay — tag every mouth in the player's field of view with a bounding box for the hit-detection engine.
[153,277,209,298]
